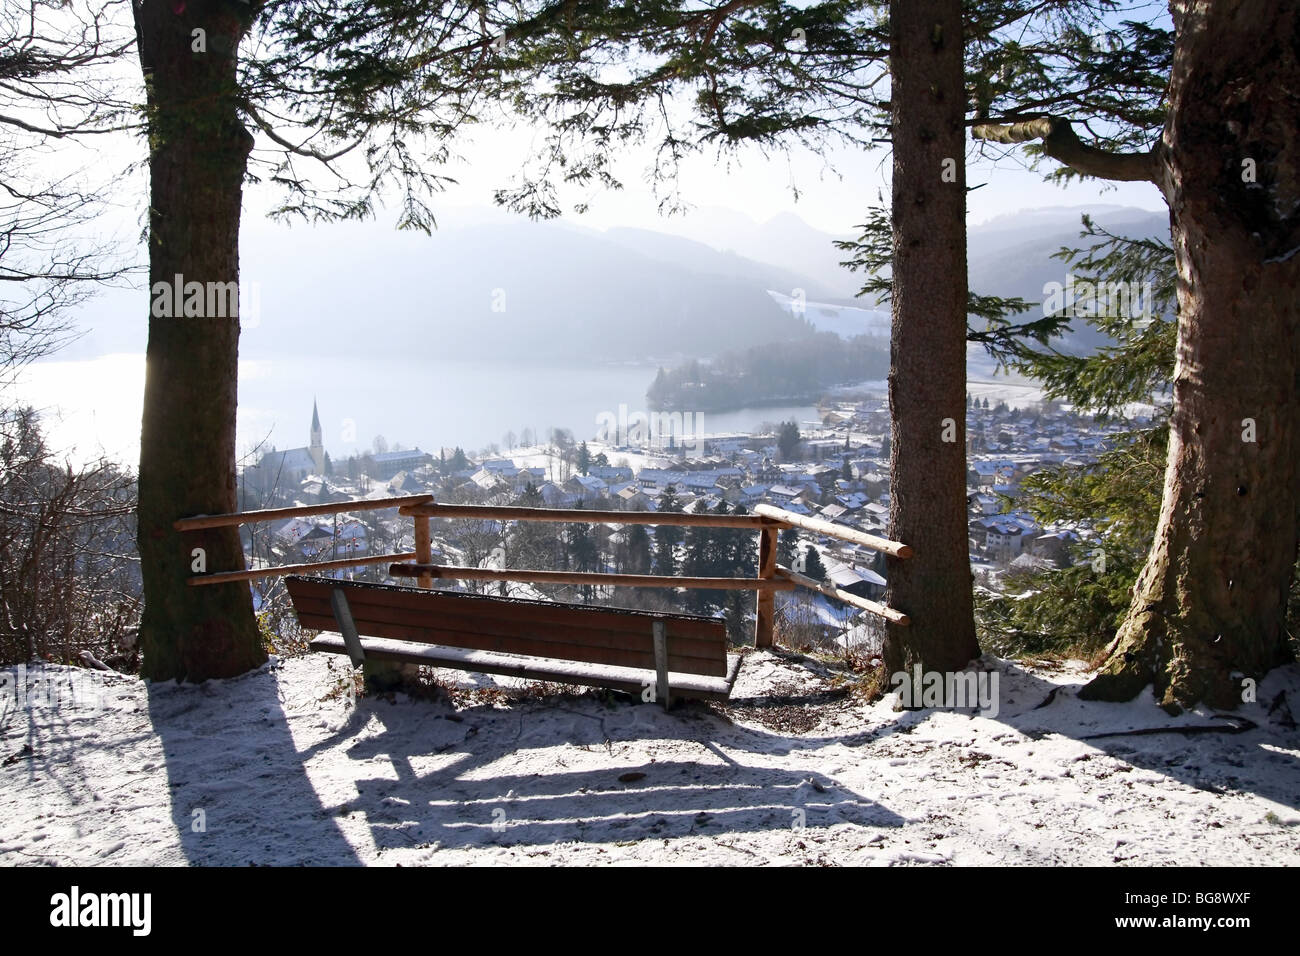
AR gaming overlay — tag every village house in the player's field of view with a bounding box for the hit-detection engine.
[512,467,547,493]
[273,514,368,562]
[538,481,578,508]
[565,474,608,504]
[823,560,887,601]
[616,486,651,511]
[470,467,511,494]
[588,464,634,483]
[370,448,434,480]
[1031,530,1079,568]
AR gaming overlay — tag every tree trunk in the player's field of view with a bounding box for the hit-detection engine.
[1084,0,1300,710]
[881,1,980,678]
[134,1,265,681]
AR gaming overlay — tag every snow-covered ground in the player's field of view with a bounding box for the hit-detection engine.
[2,653,1297,866]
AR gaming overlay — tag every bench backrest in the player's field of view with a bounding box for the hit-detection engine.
[285,576,728,677]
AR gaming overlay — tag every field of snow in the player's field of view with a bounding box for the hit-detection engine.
[2,652,1297,866]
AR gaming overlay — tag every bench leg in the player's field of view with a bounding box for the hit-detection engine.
[330,587,419,693]
[329,589,367,668]
[363,658,420,694]
[652,619,672,711]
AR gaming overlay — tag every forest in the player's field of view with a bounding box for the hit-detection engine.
[646,333,890,411]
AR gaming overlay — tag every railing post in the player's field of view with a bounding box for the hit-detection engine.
[414,514,433,589]
[394,512,435,686]
[652,618,672,710]
[367,512,432,693]
[754,521,778,648]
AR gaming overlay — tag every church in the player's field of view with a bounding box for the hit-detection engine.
[242,401,326,496]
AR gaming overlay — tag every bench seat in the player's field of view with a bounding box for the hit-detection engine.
[308,633,743,701]
[286,576,743,702]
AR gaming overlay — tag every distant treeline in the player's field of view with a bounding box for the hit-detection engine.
[647,332,889,411]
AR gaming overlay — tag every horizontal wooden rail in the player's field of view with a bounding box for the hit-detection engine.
[775,566,910,626]
[390,563,795,592]
[175,494,434,531]
[753,503,913,559]
[189,552,418,586]
[399,501,774,528]
[178,496,915,637]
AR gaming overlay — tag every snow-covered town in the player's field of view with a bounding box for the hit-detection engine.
[234,394,1144,652]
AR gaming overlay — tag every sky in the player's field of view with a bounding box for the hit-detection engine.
[229,87,1172,238]
[60,103,1168,257]
[367,118,1167,236]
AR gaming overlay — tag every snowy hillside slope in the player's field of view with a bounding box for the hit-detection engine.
[1,653,1297,866]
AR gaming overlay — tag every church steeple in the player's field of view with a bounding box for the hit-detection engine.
[310,398,324,473]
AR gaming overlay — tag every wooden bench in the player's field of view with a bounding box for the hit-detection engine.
[284,576,743,704]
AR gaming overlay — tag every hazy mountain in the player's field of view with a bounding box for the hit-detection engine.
[969,203,1166,246]
[63,203,1170,367]
[249,219,818,363]
[652,206,860,298]
[71,216,831,364]
[731,203,1172,355]
[649,202,1172,333]
[967,206,1170,354]
[600,225,845,302]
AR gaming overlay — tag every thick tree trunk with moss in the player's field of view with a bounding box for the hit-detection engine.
[1084,0,1299,709]
[134,1,265,681]
[881,0,980,678]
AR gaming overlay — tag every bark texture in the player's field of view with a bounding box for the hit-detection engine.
[134,0,265,681]
[1084,0,1300,709]
[881,1,981,678]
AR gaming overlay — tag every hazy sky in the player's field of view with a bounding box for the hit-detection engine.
[428,119,1167,237]
[232,116,1167,242]
[20,0,1174,265]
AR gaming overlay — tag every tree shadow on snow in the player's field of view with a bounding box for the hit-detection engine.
[134,652,1297,864]
[147,666,362,865]
[326,694,905,855]
[866,658,1300,813]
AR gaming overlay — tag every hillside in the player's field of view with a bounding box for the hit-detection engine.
[3,653,1296,865]
[966,206,1171,355]
[60,204,1169,368]
[68,218,823,365]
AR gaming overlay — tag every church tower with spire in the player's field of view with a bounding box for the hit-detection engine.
[309,399,324,473]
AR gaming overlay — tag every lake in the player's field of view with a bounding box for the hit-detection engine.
[13,354,820,468]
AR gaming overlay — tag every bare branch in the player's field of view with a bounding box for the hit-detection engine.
[971,115,1163,187]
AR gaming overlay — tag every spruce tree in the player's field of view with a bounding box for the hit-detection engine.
[682,500,715,612]
[803,545,827,581]
[653,485,684,577]
[778,527,800,569]
[625,523,652,576]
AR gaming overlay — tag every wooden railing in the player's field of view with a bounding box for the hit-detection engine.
[176,492,912,645]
